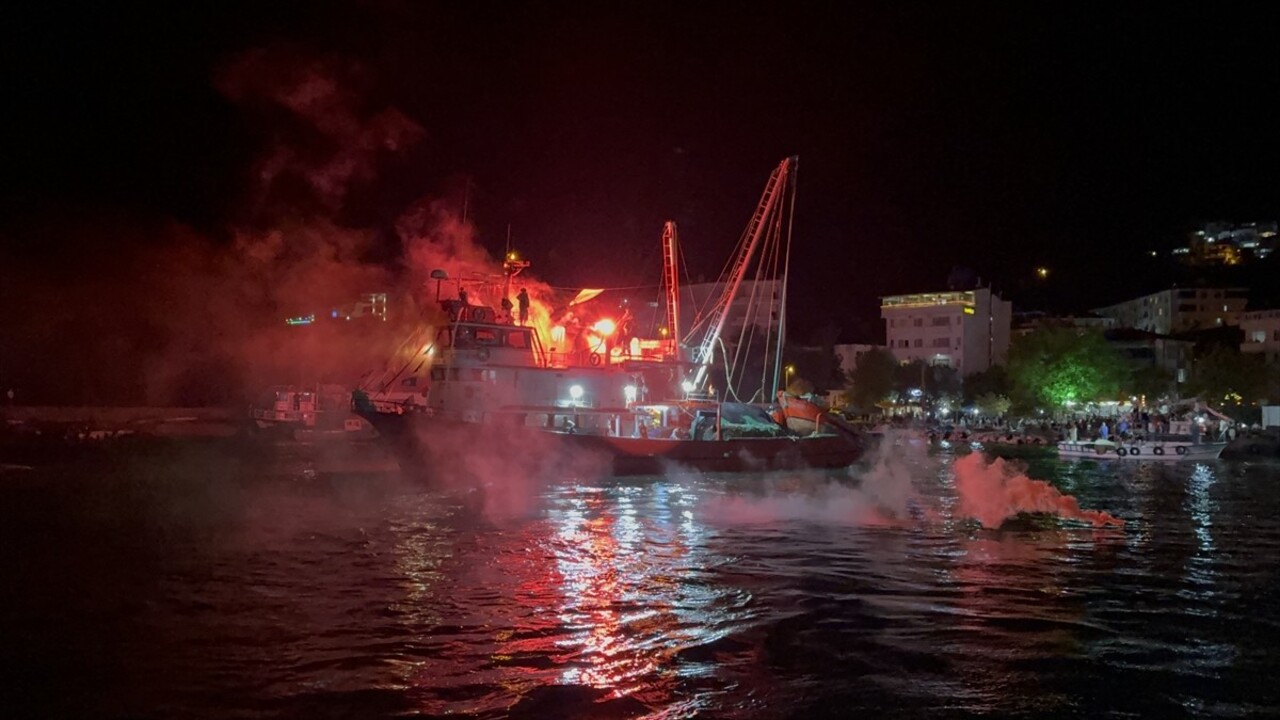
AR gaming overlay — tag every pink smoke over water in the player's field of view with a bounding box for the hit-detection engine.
[952,453,1123,529]
[699,433,930,527]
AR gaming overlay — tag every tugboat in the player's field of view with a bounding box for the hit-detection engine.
[354,157,864,477]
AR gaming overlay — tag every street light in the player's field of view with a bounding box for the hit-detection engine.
[785,364,796,387]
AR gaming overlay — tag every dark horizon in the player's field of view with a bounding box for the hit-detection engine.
[3,3,1279,400]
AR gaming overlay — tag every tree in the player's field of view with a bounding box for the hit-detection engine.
[975,392,1012,418]
[963,365,1010,402]
[1129,366,1176,403]
[1007,327,1130,411]
[786,376,816,396]
[844,347,897,410]
[1185,345,1272,406]
[893,359,961,401]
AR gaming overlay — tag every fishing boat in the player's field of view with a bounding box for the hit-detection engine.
[353,157,864,477]
[1056,438,1227,461]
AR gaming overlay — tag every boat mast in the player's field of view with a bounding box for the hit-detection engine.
[661,221,681,359]
[770,158,798,398]
[686,156,797,394]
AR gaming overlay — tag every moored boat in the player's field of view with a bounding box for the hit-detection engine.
[249,384,376,442]
[1056,438,1227,461]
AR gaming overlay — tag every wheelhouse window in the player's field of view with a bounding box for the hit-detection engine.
[506,330,531,349]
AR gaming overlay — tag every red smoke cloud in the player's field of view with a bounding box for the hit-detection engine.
[216,44,423,214]
[952,453,1122,529]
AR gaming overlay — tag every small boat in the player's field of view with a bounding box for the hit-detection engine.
[249,384,376,442]
[1056,438,1227,461]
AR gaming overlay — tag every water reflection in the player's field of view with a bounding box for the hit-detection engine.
[545,482,751,707]
[1186,463,1217,568]
[7,453,1280,718]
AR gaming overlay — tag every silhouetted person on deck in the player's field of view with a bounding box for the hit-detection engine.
[458,288,469,305]
[500,296,514,323]
[517,288,530,325]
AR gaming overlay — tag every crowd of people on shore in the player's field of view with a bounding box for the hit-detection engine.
[876,409,1246,447]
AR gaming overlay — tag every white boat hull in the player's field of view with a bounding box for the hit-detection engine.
[1057,440,1226,461]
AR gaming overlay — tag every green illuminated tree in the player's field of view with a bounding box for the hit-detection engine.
[1007,327,1129,411]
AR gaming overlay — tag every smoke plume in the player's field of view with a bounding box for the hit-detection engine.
[699,432,929,526]
[0,43,547,407]
[952,453,1122,529]
[215,44,424,216]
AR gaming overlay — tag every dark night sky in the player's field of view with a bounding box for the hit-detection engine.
[3,2,1279,343]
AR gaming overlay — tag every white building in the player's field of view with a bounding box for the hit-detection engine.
[880,288,1011,375]
[681,281,780,333]
[833,343,887,378]
[1092,287,1247,335]
[1241,309,1280,364]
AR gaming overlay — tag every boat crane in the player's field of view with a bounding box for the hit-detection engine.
[660,220,681,359]
[682,156,798,399]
